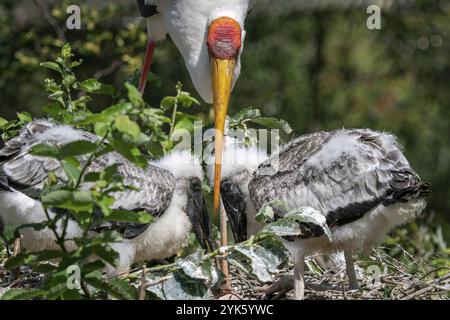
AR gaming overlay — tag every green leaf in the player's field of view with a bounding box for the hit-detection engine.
[58,140,98,159]
[84,171,100,182]
[114,115,141,140]
[102,163,120,181]
[43,102,65,118]
[61,43,72,60]
[95,122,109,137]
[88,244,118,266]
[41,190,94,213]
[72,113,107,126]
[178,93,200,108]
[125,82,144,107]
[230,240,287,282]
[160,96,176,110]
[261,206,332,240]
[255,200,289,223]
[105,210,154,224]
[110,136,147,168]
[5,250,64,270]
[232,108,262,123]
[90,230,121,245]
[0,117,9,127]
[108,277,139,300]
[102,103,133,119]
[29,143,59,158]
[44,270,71,300]
[40,61,62,74]
[248,117,293,136]
[70,59,83,68]
[84,273,138,300]
[32,263,58,273]
[1,289,45,300]
[173,117,194,135]
[61,158,81,185]
[62,74,76,87]
[80,79,116,96]
[146,272,210,300]
[176,250,220,287]
[60,289,83,300]
[17,112,32,123]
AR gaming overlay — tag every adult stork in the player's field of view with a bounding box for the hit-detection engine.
[0,120,213,273]
[135,0,253,282]
[210,129,429,299]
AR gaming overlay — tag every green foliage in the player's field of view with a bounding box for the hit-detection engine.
[0,43,303,300]
[0,1,448,299]
[0,46,174,300]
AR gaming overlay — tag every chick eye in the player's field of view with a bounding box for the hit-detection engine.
[190,181,201,191]
[222,181,232,192]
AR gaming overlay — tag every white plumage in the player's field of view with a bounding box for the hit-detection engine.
[0,120,211,274]
[209,128,428,299]
[141,0,252,102]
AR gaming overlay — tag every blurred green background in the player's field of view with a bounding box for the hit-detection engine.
[0,0,448,242]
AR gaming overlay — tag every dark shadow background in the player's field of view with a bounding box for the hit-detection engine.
[0,0,449,240]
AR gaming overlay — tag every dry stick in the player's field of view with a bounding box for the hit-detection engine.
[219,199,232,293]
[12,239,21,257]
[401,273,450,300]
[401,285,435,300]
[139,265,147,300]
[143,275,172,289]
[12,238,21,278]
[94,60,123,80]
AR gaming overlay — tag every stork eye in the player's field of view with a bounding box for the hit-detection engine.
[222,181,232,192]
[247,8,253,16]
[190,180,201,191]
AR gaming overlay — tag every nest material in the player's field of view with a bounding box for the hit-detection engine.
[1,246,448,300]
[228,248,450,300]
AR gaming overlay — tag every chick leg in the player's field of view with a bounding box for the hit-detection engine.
[293,252,305,300]
[344,249,360,290]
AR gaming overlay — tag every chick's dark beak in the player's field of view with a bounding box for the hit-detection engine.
[221,182,247,243]
[186,183,215,251]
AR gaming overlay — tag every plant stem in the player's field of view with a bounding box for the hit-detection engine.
[42,206,67,253]
[169,101,178,137]
[133,232,273,281]
[75,130,109,189]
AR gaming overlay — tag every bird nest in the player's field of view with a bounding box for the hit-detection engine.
[1,245,448,300]
[226,247,449,300]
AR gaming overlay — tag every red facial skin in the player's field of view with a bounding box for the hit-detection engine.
[207,17,242,59]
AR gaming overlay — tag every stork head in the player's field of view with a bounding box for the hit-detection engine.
[155,151,215,251]
[206,143,267,242]
[158,0,251,217]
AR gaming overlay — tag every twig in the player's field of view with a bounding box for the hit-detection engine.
[94,60,123,80]
[143,275,172,289]
[219,200,232,292]
[12,238,22,278]
[401,285,435,300]
[34,0,66,42]
[419,267,450,281]
[139,265,147,300]
[42,207,67,253]
[168,99,178,137]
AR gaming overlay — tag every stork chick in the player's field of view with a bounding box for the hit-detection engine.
[0,120,213,274]
[209,129,429,299]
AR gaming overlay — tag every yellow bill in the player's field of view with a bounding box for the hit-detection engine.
[211,57,236,216]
